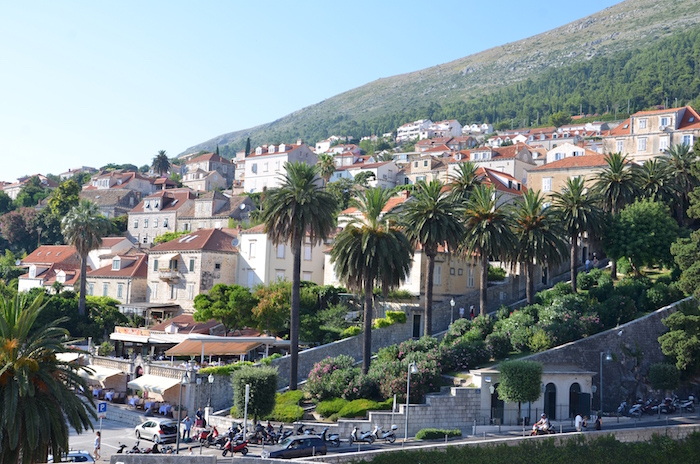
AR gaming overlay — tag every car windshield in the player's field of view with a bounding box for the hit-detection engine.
[278,437,294,447]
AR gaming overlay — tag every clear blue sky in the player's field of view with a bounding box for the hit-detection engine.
[0,0,620,181]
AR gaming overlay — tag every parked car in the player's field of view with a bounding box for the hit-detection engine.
[47,450,95,462]
[260,435,327,459]
[134,419,178,443]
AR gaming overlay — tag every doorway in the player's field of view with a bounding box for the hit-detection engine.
[544,383,557,420]
[490,383,504,424]
[412,314,421,338]
[569,383,581,418]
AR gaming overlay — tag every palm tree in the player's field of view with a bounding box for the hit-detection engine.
[593,152,638,279]
[152,149,170,176]
[261,162,336,389]
[661,143,699,225]
[511,190,567,304]
[461,184,516,315]
[449,161,481,203]
[637,159,675,205]
[400,180,463,336]
[331,188,413,373]
[0,293,95,464]
[61,200,110,317]
[552,177,604,293]
[316,154,336,186]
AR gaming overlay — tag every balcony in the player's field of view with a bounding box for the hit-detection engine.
[158,269,181,281]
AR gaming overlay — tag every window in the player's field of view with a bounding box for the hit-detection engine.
[187,283,194,300]
[616,141,624,153]
[542,177,552,192]
[143,219,149,228]
[458,268,463,276]
[88,283,94,296]
[249,241,256,258]
[661,117,670,127]
[638,138,647,151]
[423,160,428,167]
[304,244,312,261]
[275,270,285,281]
[153,219,158,228]
[189,259,195,272]
[153,259,159,271]
[277,244,285,259]
[263,162,268,172]
[142,236,148,244]
[152,283,157,299]
[554,152,564,160]
[102,283,108,297]
[450,267,455,275]
[302,271,313,281]
[468,267,474,287]
[112,258,121,271]
[163,218,168,227]
[639,118,647,129]
[683,135,693,147]
[117,284,124,299]
[214,263,221,270]
[433,266,442,285]
[133,220,139,229]
[170,259,177,270]
[660,137,669,152]
[169,285,176,299]
[250,163,257,173]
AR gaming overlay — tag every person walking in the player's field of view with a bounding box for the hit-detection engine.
[574,413,586,432]
[93,431,101,461]
[182,415,194,440]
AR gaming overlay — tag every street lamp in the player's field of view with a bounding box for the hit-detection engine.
[600,351,612,414]
[450,298,455,324]
[403,362,418,447]
[175,371,189,454]
[207,373,214,408]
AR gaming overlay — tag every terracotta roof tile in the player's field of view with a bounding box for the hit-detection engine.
[532,154,608,171]
[148,228,238,253]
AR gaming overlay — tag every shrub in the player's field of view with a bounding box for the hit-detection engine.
[415,428,462,440]
[579,313,603,336]
[385,310,407,324]
[598,294,636,328]
[470,314,494,338]
[260,353,282,365]
[617,257,633,275]
[265,390,304,422]
[588,267,603,282]
[649,362,680,392]
[528,328,554,352]
[200,361,253,376]
[376,344,400,363]
[597,271,613,287]
[646,283,669,309]
[372,318,392,329]
[577,272,597,291]
[232,365,278,420]
[397,337,439,360]
[488,265,507,281]
[496,304,511,320]
[343,373,380,401]
[438,338,489,372]
[493,310,535,352]
[316,398,348,418]
[387,289,414,300]
[550,293,589,316]
[305,355,356,400]
[442,318,472,344]
[485,332,512,359]
[98,341,114,356]
[369,357,442,403]
[537,307,583,345]
[589,281,614,303]
[341,326,361,338]
[337,398,392,418]
[536,281,573,306]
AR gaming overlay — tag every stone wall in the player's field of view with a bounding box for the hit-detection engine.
[109,455,216,464]
[523,297,692,412]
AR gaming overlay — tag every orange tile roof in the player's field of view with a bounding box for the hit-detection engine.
[476,167,526,195]
[532,154,608,171]
[149,228,238,253]
[187,152,233,164]
[22,245,79,266]
[341,192,410,215]
[679,106,700,130]
[607,119,631,136]
[87,254,148,278]
[129,188,194,213]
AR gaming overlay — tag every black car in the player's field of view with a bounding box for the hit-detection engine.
[260,435,327,459]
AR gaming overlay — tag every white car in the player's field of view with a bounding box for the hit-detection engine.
[134,419,179,443]
[47,450,95,462]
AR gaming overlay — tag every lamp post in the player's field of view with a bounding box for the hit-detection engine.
[208,373,214,408]
[175,371,188,454]
[450,298,455,324]
[403,362,418,447]
[600,351,612,414]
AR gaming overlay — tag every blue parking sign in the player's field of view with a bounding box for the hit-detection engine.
[98,402,107,418]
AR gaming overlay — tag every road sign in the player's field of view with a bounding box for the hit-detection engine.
[98,402,107,419]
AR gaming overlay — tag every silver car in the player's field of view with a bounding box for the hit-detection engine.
[134,419,178,443]
[47,450,95,462]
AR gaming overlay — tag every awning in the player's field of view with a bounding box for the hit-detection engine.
[57,352,85,363]
[110,332,150,343]
[165,339,263,357]
[78,365,126,388]
[154,253,180,264]
[127,374,182,395]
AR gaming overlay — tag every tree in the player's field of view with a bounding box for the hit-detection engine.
[245,137,251,156]
[61,200,110,317]
[512,190,567,304]
[86,296,128,339]
[193,284,256,335]
[636,159,675,205]
[0,191,13,215]
[552,177,604,293]
[353,171,376,187]
[401,180,463,335]
[661,143,699,225]
[331,188,413,373]
[0,292,95,464]
[260,162,336,390]
[604,199,679,276]
[151,150,170,176]
[658,300,700,378]
[48,179,81,217]
[549,111,572,128]
[14,176,50,208]
[0,207,38,252]
[593,152,638,279]
[461,184,515,315]
[232,365,278,421]
[648,363,680,393]
[252,281,291,336]
[497,360,543,422]
[326,178,356,212]
[448,161,481,203]
[316,154,336,186]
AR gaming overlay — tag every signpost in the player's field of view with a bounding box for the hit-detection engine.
[98,402,107,437]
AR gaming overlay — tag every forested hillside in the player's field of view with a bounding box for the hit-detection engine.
[185,0,700,158]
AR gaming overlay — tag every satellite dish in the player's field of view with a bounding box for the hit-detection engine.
[231,238,239,247]
[240,203,246,210]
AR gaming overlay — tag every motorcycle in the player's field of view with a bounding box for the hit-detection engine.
[320,427,341,447]
[617,401,628,416]
[660,397,676,414]
[116,443,128,454]
[349,426,375,444]
[222,438,249,456]
[628,402,643,418]
[202,426,220,448]
[278,423,293,443]
[681,396,696,413]
[371,424,397,444]
[531,423,556,436]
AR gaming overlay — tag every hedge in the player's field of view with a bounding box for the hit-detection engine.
[263,390,304,423]
[316,398,348,418]
[415,428,462,440]
[199,361,253,376]
[337,398,392,418]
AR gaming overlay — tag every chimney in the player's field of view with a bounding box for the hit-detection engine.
[236,224,242,236]
[296,139,303,145]
[402,189,410,200]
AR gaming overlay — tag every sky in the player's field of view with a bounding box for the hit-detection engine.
[0,0,621,182]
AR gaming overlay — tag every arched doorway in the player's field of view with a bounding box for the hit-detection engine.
[544,383,557,420]
[490,383,504,424]
[569,383,581,418]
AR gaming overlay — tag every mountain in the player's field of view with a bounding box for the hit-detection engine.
[182,0,700,157]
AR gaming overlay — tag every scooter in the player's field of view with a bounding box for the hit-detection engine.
[371,424,397,444]
[278,423,293,443]
[349,426,375,444]
[628,402,643,418]
[116,443,128,454]
[222,438,249,456]
[617,401,627,416]
[681,396,696,413]
[202,426,221,448]
[531,423,556,436]
[320,427,341,447]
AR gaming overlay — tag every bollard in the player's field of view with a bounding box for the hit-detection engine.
[445,434,448,444]
[473,419,476,437]
[312,446,315,456]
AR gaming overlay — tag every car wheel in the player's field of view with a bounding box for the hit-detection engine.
[135,431,141,439]
[153,435,160,444]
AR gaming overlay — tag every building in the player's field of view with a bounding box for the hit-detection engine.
[527,153,608,197]
[419,120,463,140]
[18,245,81,293]
[182,152,235,189]
[602,106,700,162]
[396,119,432,142]
[59,166,97,181]
[177,191,256,232]
[79,189,141,218]
[463,123,494,135]
[244,143,317,193]
[86,253,148,304]
[330,161,398,189]
[84,170,156,197]
[127,189,196,247]
[545,142,599,164]
[2,174,58,200]
[87,237,135,270]
[396,156,449,185]
[465,143,538,186]
[146,228,239,312]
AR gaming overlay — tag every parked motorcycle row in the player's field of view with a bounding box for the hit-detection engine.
[619,395,696,418]
[116,441,175,454]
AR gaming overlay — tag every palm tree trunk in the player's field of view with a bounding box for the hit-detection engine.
[526,261,535,305]
[570,233,578,293]
[79,257,87,317]
[480,253,488,316]
[611,207,618,280]
[424,252,435,337]
[289,239,302,390]
[362,273,374,374]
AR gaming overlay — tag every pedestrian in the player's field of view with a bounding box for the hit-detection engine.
[594,414,602,430]
[188,446,193,455]
[574,413,586,432]
[585,256,591,272]
[593,253,599,269]
[93,431,101,461]
[195,407,204,428]
[182,415,194,440]
[469,305,475,320]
